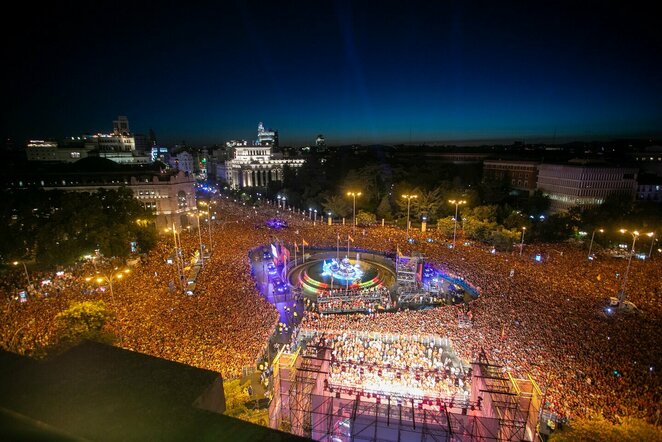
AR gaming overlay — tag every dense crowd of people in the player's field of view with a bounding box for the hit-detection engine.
[318,332,469,400]
[315,286,392,313]
[1,196,660,425]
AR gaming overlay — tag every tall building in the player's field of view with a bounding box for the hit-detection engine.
[170,150,195,175]
[537,161,638,212]
[257,122,277,146]
[113,115,130,135]
[219,123,304,188]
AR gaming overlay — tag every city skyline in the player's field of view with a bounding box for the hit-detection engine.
[4,1,661,146]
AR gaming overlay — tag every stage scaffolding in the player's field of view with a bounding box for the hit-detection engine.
[269,345,542,441]
[396,253,428,305]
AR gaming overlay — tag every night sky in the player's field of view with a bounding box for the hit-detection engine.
[4,1,661,146]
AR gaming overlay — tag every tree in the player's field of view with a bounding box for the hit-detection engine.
[488,228,519,251]
[463,217,494,242]
[548,417,662,442]
[503,211,531,230]
[55,300,114,345]
[524,190,551,215]
[412,187,445,221]
[355,210,376,226]
[535,213,573,242]
[469,205,498,223]
[322,195,351,218]
[223,379,269,426]
[376,195,394,220]
[436,217,456,238]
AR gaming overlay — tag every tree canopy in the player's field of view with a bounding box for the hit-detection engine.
[0,188,157,266]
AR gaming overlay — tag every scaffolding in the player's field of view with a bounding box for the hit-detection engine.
[396,253,427,305]
[270,344,541,441]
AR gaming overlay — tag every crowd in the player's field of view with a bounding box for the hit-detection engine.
[315,286,392,313]
[1,196,660,424]
[320,332,469,400]
[298,226,661,423]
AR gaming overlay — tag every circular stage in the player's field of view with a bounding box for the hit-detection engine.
[288,254,396,294]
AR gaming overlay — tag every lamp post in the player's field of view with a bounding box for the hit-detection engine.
[86,268,130,344]
[448,199,466,248]
[347,191,362,232]
[277,195,282,208]
[12,261,31,287]
[192,212,204,267]
[206,209,213,253]
[619,229,639,304]
[165,225,185,289]
[519,227,527,256]
[402,194,418,238]
[282,196,287,211]
[647,232,656,258]
[587,228,604,260]
[314,209,317,225]
[198,200,213,253]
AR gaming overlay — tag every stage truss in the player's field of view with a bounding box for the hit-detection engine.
[269,343,542,441]
[396,253,429,305]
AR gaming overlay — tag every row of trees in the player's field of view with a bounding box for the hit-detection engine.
[243,149,661,249]
[0,188,157,266]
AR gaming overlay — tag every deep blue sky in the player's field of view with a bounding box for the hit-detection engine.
[4,1,661,146]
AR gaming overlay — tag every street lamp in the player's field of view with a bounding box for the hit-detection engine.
[313,209,317,224]
[519,227,527,256]
[618,229,652,304]
[85,267,130,344]
[647,232,656,258]
[12,261,31,287]
[189,211,204,267]
[587,228,604,260]
[448,199,466,248]
[347,191,362,232]
[402,194,418,238]
[619,229,638,304]
[165,225,185,289]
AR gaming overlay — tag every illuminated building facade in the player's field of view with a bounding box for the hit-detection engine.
[537,162,638,212]
[257,121,277,146]
[2,161,196,230]
[219,123,304,188]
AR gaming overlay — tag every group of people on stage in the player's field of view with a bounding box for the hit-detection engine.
[323,332,469,400]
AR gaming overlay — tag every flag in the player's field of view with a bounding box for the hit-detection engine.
[397,246,403,257]
[302,239,309,246]
[596,274,602,281]
[348,235,354,243]
[337,233,340,241]
[294,242,299,252]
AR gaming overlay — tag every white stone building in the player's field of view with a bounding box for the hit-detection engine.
[537,162,638,212]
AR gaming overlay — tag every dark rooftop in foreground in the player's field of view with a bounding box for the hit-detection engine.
[0,341,308,441]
